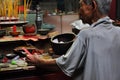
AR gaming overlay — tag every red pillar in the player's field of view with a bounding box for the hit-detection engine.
[109,0,116,20]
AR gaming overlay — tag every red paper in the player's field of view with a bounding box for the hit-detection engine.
[22,47,32,56]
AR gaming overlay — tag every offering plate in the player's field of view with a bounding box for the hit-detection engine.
[0,21,28,27]
[0,17,19,21]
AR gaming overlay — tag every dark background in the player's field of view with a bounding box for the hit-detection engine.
[30,0,119,20]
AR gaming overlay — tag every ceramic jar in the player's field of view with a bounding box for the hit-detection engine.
[23,24,36,34]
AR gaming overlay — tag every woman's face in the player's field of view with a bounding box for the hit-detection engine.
[79,0,94,24]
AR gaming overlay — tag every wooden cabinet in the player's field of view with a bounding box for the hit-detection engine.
[0,36,71,80]
[0,14,78,80]
[0,68,71,80]
[10,72,71,80]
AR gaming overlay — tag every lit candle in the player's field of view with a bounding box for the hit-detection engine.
[13,25,17,32]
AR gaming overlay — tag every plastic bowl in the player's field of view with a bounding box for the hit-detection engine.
[51,33,76,55]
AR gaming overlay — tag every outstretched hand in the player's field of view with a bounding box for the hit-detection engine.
[26,53,44,66]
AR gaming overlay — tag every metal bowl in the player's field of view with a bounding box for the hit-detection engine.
[9,31,20,36]
[0,29,6,37]
[13,50,27,57]
[38,29,50,35]
[5,53,17,59]
[51,33,76,55]
[72,28,80,35]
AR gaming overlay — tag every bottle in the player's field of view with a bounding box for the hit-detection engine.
[35,5,42,31]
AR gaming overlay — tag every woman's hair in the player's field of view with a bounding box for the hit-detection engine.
[83,0,112,15]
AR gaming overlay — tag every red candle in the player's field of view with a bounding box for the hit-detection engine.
[13,25,17,32]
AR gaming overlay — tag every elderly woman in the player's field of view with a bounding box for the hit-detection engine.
[26,0,120,80]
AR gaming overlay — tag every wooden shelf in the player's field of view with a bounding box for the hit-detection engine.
[0,34,48,42]
[0,21,28,27]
